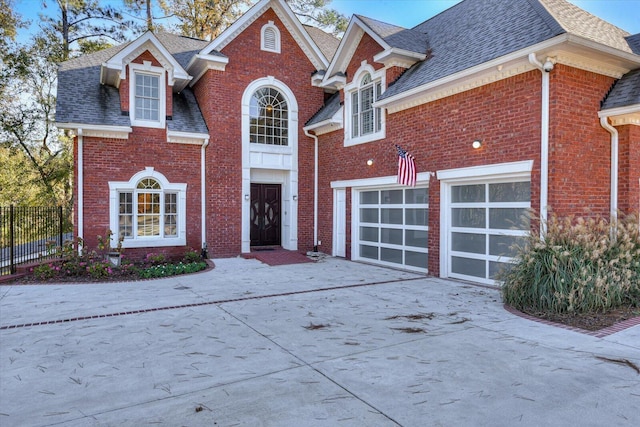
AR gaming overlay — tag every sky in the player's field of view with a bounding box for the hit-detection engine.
[12,0,640,43]
[331,0,640,33]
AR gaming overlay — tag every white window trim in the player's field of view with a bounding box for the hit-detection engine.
[261,21,281,53]
[344,61,385,146]
[129,61,166,129]
[109,167,187,248]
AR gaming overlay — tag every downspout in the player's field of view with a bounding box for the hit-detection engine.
[599,116,618,223]
[528,53,554,234]
[304,128,319,251]
[201,137,210,258]
[77,128,84,254]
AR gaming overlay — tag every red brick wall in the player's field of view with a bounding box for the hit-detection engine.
[618,124,640,214]
[76,127,202,260]
[318,70,544,275]
[345,33,385,78]
[547,65,616,218]
[193,7,326,256]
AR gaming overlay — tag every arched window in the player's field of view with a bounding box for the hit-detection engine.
[249,87,288,146]
[109,168,186,248]
[261,21,281,53]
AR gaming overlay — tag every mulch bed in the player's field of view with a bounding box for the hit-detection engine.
[521,306,640,331]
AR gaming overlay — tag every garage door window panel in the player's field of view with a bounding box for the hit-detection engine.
[448,179,530,283]
[354,186,429,272]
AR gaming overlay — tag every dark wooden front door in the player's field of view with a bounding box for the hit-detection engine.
[250,183,281,246]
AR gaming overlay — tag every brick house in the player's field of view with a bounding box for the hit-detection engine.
[56,0,640,284]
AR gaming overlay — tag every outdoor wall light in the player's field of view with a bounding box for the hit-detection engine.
[244,194,249,201]
[367,159,374,166]
[472,140,482,149]
[293,195,298,201]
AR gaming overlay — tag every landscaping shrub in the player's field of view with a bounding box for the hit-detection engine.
[501,214,640,314]
[24,236,208,282]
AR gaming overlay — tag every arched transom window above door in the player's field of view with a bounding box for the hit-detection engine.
[249,87,289,146]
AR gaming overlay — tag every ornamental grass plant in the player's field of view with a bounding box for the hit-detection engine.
[501,213,640,314]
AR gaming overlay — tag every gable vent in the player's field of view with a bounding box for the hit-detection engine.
[261,21,280,53]
[264,28,276,50]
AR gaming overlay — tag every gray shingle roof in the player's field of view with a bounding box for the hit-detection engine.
[306,92,341,127]
[169,89,209,134]
[380,0,567,100]
[626,33,640,55]
[56,33,209,134]
[601,68,640,110]
[304,25,340,61]
[378,0,636,101]
[356,15,429,55]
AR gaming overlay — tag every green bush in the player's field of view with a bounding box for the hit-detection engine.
[138,261,207,279]
[183,248,202,263]
[501,214,640,314]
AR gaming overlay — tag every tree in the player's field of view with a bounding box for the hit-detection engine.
[159,0,346,41]
[124,0,174,34]
[40,0,132,61]
[158,0,250,40]
[287,0,347,35]
[0,33,73,207]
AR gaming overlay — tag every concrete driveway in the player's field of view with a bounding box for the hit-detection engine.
[1,257,639,426]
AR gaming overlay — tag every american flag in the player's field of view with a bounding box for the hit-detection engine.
[396,145,416,186]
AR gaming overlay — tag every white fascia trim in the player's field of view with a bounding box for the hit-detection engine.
[167,130,210,145]
[200,0,327,69]
[375,36,571,111]
[331,172,431,189]
[200,0,272,54]
[323,21,366,86]
[436,160,534,182]
[56,123,133,139]
[103,32,191,84]
[598,104,640,118]
[565,34,640,66]
[373,48,426,67]
[303,119,343,135]
[351,15,391,52]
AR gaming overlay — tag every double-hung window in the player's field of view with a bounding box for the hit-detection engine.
[135,74,160,121]
[345,65,385,146]
[129,62,166,128]
[351,73,382,138]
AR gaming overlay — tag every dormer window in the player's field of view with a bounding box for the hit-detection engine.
[129,62,166,128]
[135,74,160,121]
[261,21,281,53]
[345,63,385,146]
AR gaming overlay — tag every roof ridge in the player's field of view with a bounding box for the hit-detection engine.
[523,0,565,36]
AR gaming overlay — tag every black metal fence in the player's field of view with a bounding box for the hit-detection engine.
[0,206,73,276]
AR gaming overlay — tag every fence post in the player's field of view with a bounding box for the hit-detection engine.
[9,205,15,274]
[58,205,64,247]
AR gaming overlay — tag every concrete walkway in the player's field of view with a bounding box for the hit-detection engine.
[1,257,639,426]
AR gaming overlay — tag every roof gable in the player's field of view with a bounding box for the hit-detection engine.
[323,14,428,87]
[197,0,328,71]
[101,31,192,91]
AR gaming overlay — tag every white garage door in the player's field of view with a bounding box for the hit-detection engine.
[446,180,530,284]
[354,186,429,272]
